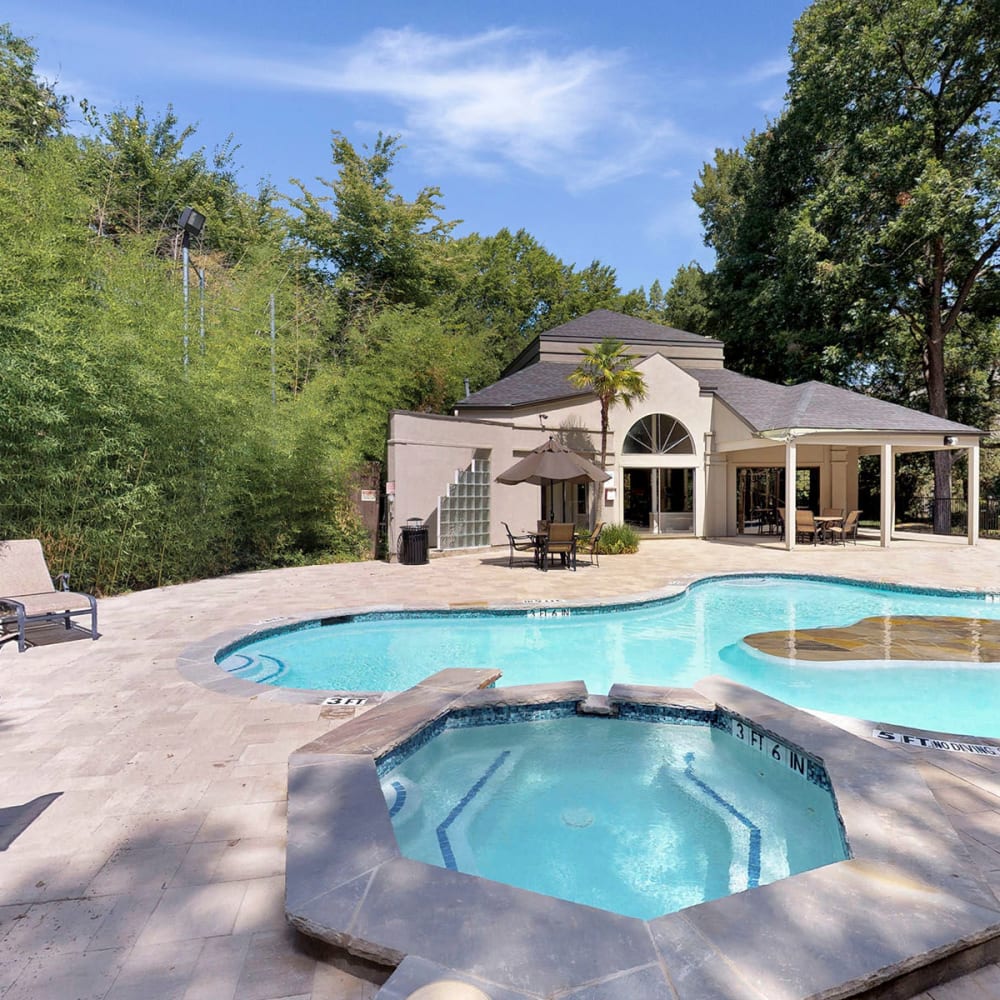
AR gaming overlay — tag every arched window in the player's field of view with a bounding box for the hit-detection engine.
[623,414,694,454]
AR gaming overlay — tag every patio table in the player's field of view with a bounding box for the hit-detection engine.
[814,515,843,544]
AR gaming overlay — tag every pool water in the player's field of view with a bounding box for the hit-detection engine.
[381,715,848,919]
[217,575,1000,736]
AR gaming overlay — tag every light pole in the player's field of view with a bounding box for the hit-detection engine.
[177,207,206,367]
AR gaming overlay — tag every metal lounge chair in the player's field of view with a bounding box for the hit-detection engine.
[541,522,576,571]
[0,540,99,652]
[502,522,537,567]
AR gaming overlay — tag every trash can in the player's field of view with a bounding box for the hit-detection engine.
[398,518,429,565]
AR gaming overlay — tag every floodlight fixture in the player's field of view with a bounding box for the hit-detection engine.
[178,207,206,239]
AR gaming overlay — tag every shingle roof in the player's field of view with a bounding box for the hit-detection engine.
[536,309,723,347]
[457,358,983,435]
[456,363,587,410]
[691,368,982,435]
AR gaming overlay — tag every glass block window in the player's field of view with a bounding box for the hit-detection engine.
[623,414,694,454]
[437,457,491,551]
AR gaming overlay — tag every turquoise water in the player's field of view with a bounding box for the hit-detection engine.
[217,575,1000,736]
[383,715,848,919]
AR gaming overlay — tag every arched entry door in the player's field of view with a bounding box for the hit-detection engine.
[622,414,696,534]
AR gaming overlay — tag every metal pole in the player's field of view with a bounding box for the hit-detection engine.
[198,268,206,354]
[269,293,276,404]
[181,233,190,368]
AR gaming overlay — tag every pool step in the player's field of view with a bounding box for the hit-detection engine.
[578,695,615,716]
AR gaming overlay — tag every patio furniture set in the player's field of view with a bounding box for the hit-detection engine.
[788,508,862,546]
[503,521,605,570]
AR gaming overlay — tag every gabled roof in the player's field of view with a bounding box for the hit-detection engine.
[536,309,723,348]
[691,368,982,435]
[457,363,588,410]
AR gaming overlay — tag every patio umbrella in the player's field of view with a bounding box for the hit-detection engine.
[496,437,609,520]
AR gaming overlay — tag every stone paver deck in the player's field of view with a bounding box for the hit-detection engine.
[1,534,999,999]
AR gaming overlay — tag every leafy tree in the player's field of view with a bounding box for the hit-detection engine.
[79,102,283,265]
[325,306,493,461]
[288,132,459,325]
[448,228,628,367]
[0,25,65,150]
[694,0,1000,529]
[568,337,648,470]
[661,264,714,335]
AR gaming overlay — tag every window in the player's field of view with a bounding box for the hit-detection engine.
[623,414,694,454]
[437,457,491,550]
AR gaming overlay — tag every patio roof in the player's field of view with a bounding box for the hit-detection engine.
[691,368,984,437]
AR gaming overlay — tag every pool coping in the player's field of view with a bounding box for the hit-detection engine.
[285,672,1000,1000]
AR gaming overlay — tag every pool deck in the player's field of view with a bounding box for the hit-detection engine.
[1,534,1000,999]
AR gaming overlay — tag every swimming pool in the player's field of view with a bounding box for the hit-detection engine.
[217,574,1000,736]
[381,713,847,919]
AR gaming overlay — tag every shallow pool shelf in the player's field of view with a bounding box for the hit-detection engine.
[285,672,1000,1000]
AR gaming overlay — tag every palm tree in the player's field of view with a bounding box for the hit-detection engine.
[568,337,647,471]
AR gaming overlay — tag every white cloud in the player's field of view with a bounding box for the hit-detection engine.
[737,56,789,85]
[174,25,700,191]
[16,11,710,192]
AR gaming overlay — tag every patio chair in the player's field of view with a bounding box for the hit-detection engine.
[581,522,605,567]
[776,508,786,541]
[541,522,576,571]
[0,540,99,652]
[795,509,819,546]
[502,522,537,568]
[828,509,862,546]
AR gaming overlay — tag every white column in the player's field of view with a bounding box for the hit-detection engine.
[968,443,980,546]
[785,438,797,551]
[880,443,893,548]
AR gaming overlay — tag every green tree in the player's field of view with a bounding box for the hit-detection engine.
[79,103,275,262]
[288,132,459,325]
[568,337,648,470]
[0,25,65,150]
[694,0,1000,529]
[661,264,714,335]
[448,228,627,367]
[324,306,493,461]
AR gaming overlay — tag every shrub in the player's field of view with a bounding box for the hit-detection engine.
[597,523,640,554]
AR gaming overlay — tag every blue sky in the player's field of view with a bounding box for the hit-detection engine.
[7,1,809,293]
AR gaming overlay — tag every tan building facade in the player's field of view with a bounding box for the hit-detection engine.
[386,311,982,553]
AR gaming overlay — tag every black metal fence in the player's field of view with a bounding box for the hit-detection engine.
[895,496,1000,536]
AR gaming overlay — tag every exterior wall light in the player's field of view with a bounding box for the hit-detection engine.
[943,435,959,446]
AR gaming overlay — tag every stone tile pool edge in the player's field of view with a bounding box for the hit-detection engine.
[285,672,1000,1000]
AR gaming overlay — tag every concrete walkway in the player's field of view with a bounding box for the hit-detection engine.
[1,535,999,999]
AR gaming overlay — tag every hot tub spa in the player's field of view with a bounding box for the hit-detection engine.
[379,711,848,920]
